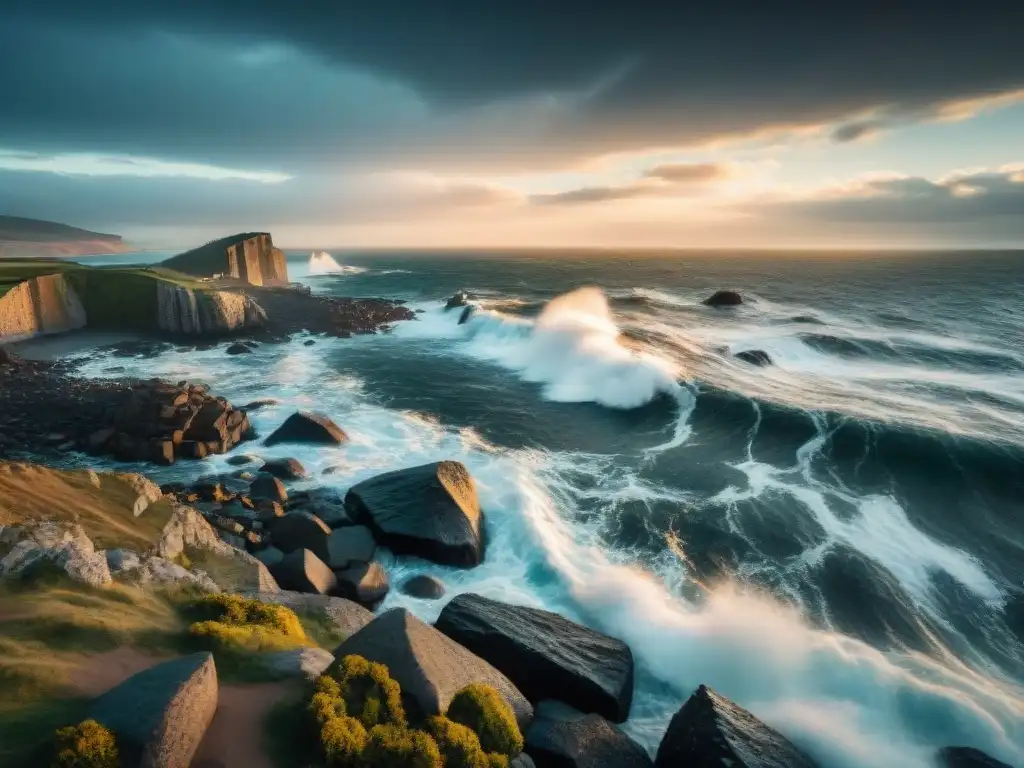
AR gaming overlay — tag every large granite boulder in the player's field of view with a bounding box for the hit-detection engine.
[264,411,347,446]
[267,512,331,561]
[326,525,377,569]
[260,457,307,480]
[937,747,1014,768]
[654,685,819,768]
[332,608,532,730]
[526,701,652,768]
[345,460,484,566]
[272,548,337,595]
[249,590,373,639]
[90,652,218,768]
[334,560,389,607]
[262,647,335,681]
[436,593,634,722]
[250,473,288,503]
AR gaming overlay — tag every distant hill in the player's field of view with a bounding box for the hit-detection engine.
[0,216,126,257]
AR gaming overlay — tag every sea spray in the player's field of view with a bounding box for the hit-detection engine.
[308,251,366,275]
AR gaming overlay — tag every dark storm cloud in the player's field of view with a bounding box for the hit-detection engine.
[2,2,1024,170]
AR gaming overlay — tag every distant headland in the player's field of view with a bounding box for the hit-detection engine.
[0,216,129,258]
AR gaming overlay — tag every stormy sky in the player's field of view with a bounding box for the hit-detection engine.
[2,2,1023,248]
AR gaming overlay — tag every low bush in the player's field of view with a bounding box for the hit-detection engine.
[52,719,118,768]
[309,692,347,727]
[446,684,522,758]
[427,716,511,768]
[186,593,307,653]
[361,724,442,768]
[333,655,405,730]
[320,716,367,768]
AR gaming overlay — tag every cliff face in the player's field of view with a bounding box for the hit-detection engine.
[155,283,266,335]
[162,233,289,285]
[0,274,87,341]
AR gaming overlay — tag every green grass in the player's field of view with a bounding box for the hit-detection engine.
[0,463,174,553]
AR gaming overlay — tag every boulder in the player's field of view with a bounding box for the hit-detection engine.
[734,349,772,366]
[436,593,634,722]
[345,460,484,567]
[702,290,743,307]
[250,473,288,503]
[458,306,475,325]
[130,556,220,593]
[401,574,446,600]
[106,548,142,573]
[261,647,335,681]
[334,560,389,607]
[264,410,348,446]
[445,290,470,309]
[253,545,285,569]
[272,548,337,595]
[250,590,373,639]
[526,701,652,768]
[243,398,279,411]
[225,343,252,355]
[260,457,307,480]
[654,685,819,768]
[326,525,377,569]
[332,608,533,730]
[225,454,260,466]
[937,747,1014,768]
[90,652,218,768]
[267,512,331,561]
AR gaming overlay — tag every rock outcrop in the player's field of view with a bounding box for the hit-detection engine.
[90,652,218,768]
[90,380,252,464]
[264,411,348,446]
[654,685,819,768]
[248,590,373,639]
[0,522,112,588]
[703,290,743,307]
[436,593,635,722]
[345,460,485,567]
[332,608,533,730]
[162,232,289,285]
[525,701,653,768]
[0,272,87,342]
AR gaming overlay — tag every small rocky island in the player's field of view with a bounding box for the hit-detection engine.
[0,236,1007,768]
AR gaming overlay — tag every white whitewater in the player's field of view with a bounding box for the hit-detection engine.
[308,251,366,275]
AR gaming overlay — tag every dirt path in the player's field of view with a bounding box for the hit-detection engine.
[68,647,293,768]
[192,681,293,768]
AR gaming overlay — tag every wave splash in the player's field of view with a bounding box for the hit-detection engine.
[308,251,366,276]
[462,286,685,409]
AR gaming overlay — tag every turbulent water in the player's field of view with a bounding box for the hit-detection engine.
[72,249,1024,767]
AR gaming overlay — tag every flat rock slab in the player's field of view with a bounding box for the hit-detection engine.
[326,525,376,569]
[267,512,331,561]
[264,410,347,446]
[271,548,337,595]
[345,460,484,566]
[654,685,820,768]
[436,593,634,722]
[333,608,533,730]
[90,651,218,768]
[526,701,652,768]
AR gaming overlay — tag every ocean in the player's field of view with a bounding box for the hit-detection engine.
[71,249,1024,767]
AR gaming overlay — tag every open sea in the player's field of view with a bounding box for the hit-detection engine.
[70,249,1024,767]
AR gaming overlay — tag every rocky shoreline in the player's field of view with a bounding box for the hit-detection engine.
[0,294,1014,768]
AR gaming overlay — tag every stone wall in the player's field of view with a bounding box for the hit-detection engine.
[0,274,87,342]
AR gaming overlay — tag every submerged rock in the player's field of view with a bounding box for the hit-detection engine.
[734,349,772,366]
[90,652,218,768]
[436,593,634,722]
[345,460,484,567]
[526,700,652,768]
[937,746,1014,768]
[703,290,743,307]
[400,574,446,600]
[333,608,533,729]
[264,410,348,446]
[225,342,252,355]
[654,685,819,768]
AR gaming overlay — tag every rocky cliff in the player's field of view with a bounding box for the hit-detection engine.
[0,215,127,257]
[155,283,266,335]
[162,232,289,285]
[0,273,87,341]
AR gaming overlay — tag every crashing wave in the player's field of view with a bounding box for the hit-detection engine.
[308,251,366,276]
